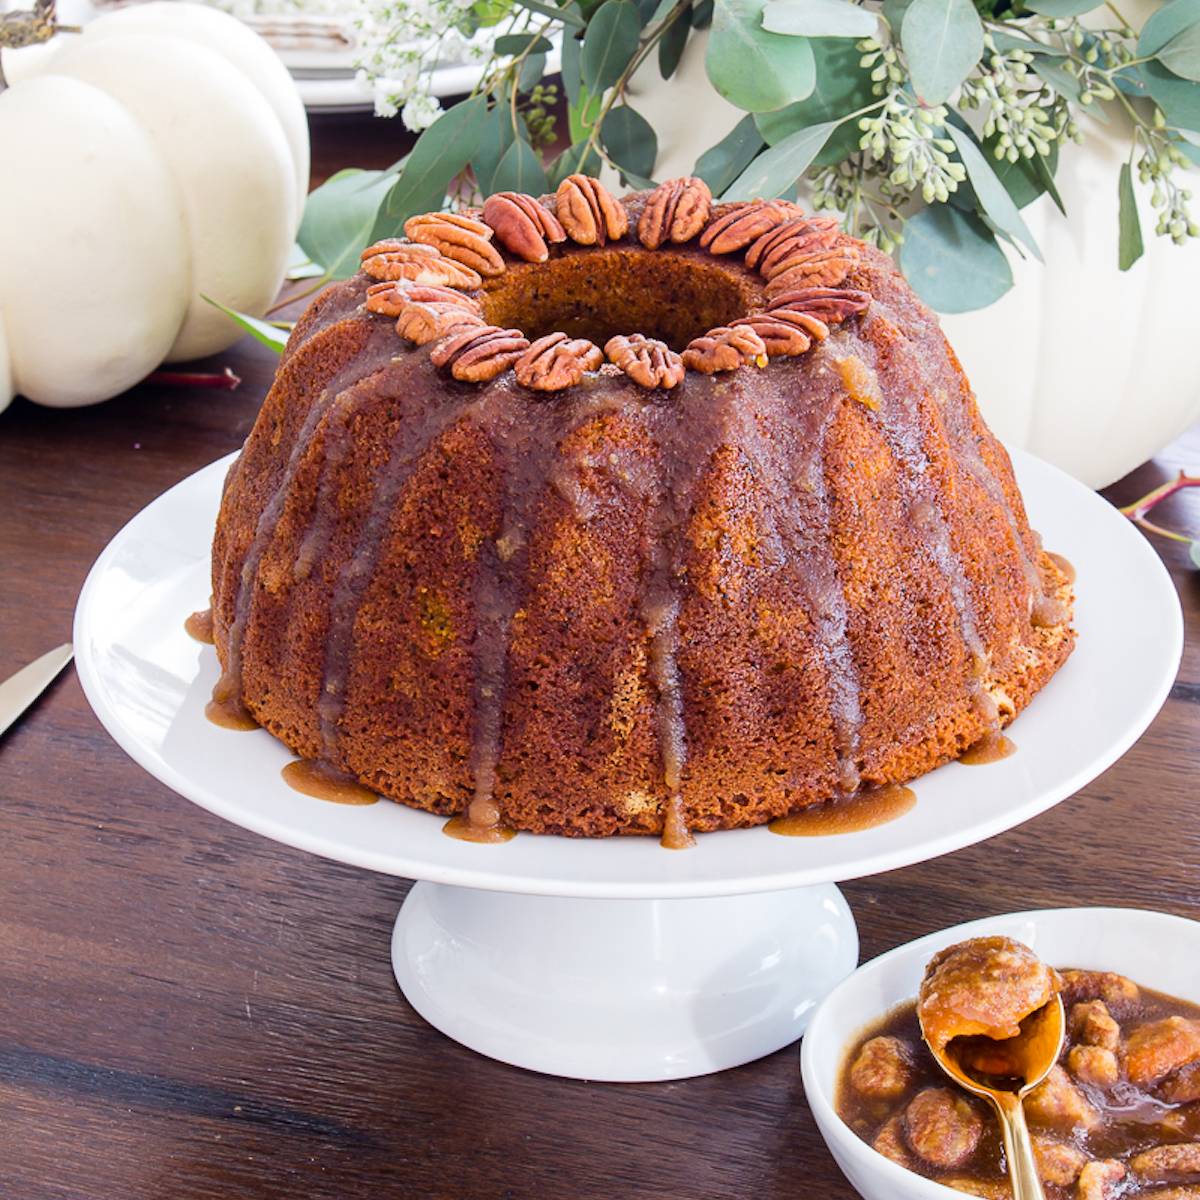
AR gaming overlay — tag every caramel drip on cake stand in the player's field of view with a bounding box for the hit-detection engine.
[204,694,259,731]
[769,784,916,836]
[1048,551,1075,584]
[185,607,215,644]
[282,759,378,804]
[960,729,1016,765]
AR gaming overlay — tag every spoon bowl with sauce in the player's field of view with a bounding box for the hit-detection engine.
[916,937,1066,1200]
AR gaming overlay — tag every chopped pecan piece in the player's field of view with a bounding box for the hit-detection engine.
[404,212,506,278]
[745,215,840,274]
[765,246,860,298]
[637,176,713,248]
[364,281,481,318]
[482,191,566,262]
[729,314,813,358]
[699,200,793,254]
[430,324,530,382]
[360,239,483,290]
[514,332,602,391]
[605,333,685,389]
[681,326,767,373]
[765,285,871,326]
[556,174,628,246]
[1076,1160,1126,1200]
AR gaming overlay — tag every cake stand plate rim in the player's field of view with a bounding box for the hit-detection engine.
[73,447,1183,899]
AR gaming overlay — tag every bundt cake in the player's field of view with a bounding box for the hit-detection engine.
[206,174,1075,848]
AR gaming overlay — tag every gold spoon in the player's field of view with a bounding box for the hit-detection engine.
[919,995,1066,1200]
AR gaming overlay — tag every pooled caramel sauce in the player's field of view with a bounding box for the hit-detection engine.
[1048,550,1076,584]
[185,607,215,644]
[442,812,517,843]
[281,759,378,804]
[769,783,916,837]
[204,696,259,731]
[960,729,1016,765]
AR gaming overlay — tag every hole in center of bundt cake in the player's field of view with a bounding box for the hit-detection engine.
[479,247,759,351]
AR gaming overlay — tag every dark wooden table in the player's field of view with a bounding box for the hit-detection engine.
[2,113,1198,1200]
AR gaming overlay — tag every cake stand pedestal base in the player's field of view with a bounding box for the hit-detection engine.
[391,880,858,1082]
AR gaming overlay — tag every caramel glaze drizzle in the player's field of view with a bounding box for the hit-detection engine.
[281,758,378,804]
[769,783,916,836]
[185,607,215,644]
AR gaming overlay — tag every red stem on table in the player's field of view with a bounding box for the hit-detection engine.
[1119,470,1200,544]
[143,367,241,391]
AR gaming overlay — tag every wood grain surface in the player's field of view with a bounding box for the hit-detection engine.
[1,113,1198,1200]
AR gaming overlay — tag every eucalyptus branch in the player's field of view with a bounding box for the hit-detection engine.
[1120,471,1200,543]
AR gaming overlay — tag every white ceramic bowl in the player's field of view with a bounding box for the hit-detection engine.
[800,907,1200,1200]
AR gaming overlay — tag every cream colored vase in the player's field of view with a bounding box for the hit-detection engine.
[627,32,1200,489]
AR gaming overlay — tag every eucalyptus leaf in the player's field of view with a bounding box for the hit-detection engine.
[1157,23,1200,83]
[721,118,838,200]
[1139,0,1200,58]
[659,6,691,76]
[1030,57,1084,102]
[706,0,816,111]
[882,0,913,32]
[1118,161,1144,271]
[1031,150,1066,216]
[472,101,517,196]
[900,0,984,106]
[898,204,1013,312]
[754,37,876,165]
[494,32,555,54]
[298,168,395,280]
[693,113,764,192]
[1141,59,1200,131]
[287,244,325,280]
[990,30,1066,57]
[602,104,659,181]
[760,0,877,38]
[549,141,605,185]
[691,0,713,25]
[490,136,550,196]
[947,125,1041,261]
[514,0,585,26]
[203,295,289,354]
[582,0,642,92]
[1178,137,1200,167]
[1022,0,1100,16]
[370,94,489,241]
[569,85,604,143]
[561,29,583,103]
[519,51,549,91]
[1190,539,1200,569]
[986,135,1061,212]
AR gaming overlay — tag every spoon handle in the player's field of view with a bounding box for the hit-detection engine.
[992,1091,1045,1200]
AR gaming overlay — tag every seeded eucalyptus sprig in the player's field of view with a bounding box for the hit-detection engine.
[299,0,1200,313]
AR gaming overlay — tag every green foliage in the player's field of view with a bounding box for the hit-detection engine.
[202,296,288,354]
[1118,162,1144,270]
[298,168,395,280]
[602,104,659,181]
[491,136,551,195]
[945,124,1041,259]
[760,0,878,39]
[706,0,816,111]
[900,0,984,105]
[581,0,642,91]
[898,204,1013,311]
[693,114,764,191]
[722,119,838,199]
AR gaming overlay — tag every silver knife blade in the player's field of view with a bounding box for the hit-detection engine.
[0,643,74,740]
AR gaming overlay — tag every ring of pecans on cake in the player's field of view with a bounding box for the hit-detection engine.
[358,173,872,392]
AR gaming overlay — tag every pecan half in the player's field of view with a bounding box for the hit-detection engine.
[482,192,566,262]
[681,326,767,374]
[514,332,603,391]
[699,200,794,255]
[360,240,483,290]
[396,302,486,346]
[556,174,628,246]
[404,212,506,278]
[604,334,685,389]
[731,310,823,357]
[430,325,530,382]
[745,216,840,277]
[637,176,713,249]
[764,246,859,298]
[365,281,482,318]
[765,285,871,326]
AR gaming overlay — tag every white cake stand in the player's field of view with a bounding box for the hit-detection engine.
[73,449,1182,1082]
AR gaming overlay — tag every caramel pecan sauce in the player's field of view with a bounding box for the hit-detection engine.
[839,966,1200,1200]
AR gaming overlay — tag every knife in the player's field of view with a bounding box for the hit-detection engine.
[0,643,74,740]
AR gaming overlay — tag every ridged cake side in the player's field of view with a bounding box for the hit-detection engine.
[211,229,1073,838]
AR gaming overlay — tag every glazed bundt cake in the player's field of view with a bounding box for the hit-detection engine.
[208,174,1075,848]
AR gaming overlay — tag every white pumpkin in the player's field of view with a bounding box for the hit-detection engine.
[0,3,308,413]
